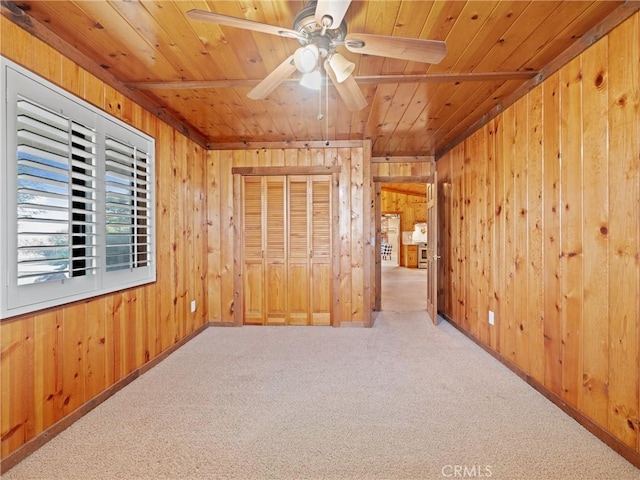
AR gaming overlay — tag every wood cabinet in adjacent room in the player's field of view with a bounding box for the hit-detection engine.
[242,175,332,325]
[401,244,418,268]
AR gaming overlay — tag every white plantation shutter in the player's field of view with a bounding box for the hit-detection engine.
[16,100,98,285]
[69,121,99,278]
[1,57,155,319]
[16,100,73,284]
[104,137,152,272]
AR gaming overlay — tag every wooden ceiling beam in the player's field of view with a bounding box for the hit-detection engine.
[209,139,364,151]
[372,156,435,164]
[128,71,539,91]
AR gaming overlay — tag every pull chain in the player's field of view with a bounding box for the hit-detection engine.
[325,66,329,144]
[317,75,323,122]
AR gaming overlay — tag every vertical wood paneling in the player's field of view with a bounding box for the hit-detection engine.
[464,140,477,337]
[1,15,32,65]
[1,319,29,456]
[560,56,584,407]
[526,88,545,385]
[156,122,175,350]
[581,37,610,427]
[338,148,353,322]
[220,151,237,323]
[350,148,365,322]
[1,16,210,461]
[84,297,109,398]
[501,105,516,363]
[486,120,498,351]
[542,72,563,396]
[513,99,530,373]
[455,159,468,323]
[475,125,489,346]
[492,115,504,355]
[362,143,373,325]
[108,294,123,381]
[31,36,59,89]
[437,12,640,461]
[207,151,222,323]
[32,311,62,435]
[122,290,138,375]
[607,14,639,449]
[61,304,84,415]
[172,135,187,341]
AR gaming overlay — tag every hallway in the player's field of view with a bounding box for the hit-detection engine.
[381,264,429,314]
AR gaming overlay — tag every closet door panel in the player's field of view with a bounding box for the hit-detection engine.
[241,174,332,326]
[243,262,265,324]
[287,177,310,325]
[310,177,332,325]
[265,177,287,324]
[242,177,265,324]
[265,265,286,324]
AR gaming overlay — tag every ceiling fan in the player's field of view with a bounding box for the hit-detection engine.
[186,0,447,111]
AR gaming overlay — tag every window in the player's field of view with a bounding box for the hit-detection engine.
[1,57,155,319]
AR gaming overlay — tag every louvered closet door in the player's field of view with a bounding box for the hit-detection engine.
[265,177,287,325]
[310,176,332,325]
[287,176,310,325]
[242,177,265,324]
[242,174,332,325]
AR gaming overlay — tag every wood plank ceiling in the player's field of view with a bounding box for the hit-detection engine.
[2,0,632,157]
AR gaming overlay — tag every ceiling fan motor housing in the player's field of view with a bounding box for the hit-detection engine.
[294,1,347,56]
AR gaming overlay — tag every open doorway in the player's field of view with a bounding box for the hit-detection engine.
[379,182,429,313]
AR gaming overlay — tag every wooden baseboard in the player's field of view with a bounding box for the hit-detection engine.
[439,312,640,471]
[208,321,239,327]
[0,322,209,474]
[338,321,365,328]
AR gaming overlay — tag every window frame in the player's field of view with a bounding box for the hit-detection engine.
[1,57,156,320]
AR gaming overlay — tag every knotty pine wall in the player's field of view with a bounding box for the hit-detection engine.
[1,15,375,465]
[373,159,432,179]
[380,190,427,231]
[205,144,372,327]
[1,17,209,463]
[437,13,640,458]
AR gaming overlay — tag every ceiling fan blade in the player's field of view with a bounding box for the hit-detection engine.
[324,60,367,111]
[314,0,352,29]
[187,9,303,39]
[345,33,447,64]
[247,55,297,100]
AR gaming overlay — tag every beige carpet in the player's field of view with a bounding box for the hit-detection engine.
[4,266,639,479]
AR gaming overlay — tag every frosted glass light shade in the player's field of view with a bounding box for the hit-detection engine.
[294,45,319,74]
[328,53,355,83]
[300,70,322,90]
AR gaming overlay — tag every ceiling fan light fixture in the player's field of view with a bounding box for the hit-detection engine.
[300,70,322,90]
[328,52,355,83]
[294,45,319,74]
